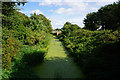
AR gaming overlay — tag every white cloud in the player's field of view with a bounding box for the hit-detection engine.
[51,18,66,29]
[50,15,85,29]
[86,0,117,2]
[39,0,117,15]
[39,0,88,15]
[55,6,87,15]
[38,0,117,7]
[18,11,24,13]
[28,0,117,2]
[37,0,117,29]
[68,16,85,28]
[24,9,43,14]
[36,0,118,3]
[90,7,99,12]
[39,0,62,6]
[55,8,73,15]
[50,1,88,15]
[96,2,114,6]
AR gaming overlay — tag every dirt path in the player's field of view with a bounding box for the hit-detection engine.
[34,36,83,78]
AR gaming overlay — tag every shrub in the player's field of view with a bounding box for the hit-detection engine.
[10,45,47,79]
[2,28,22,79]
[58,22,120,79]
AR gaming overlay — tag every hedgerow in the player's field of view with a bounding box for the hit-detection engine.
[58,22,120,79]
[1,2,52,79]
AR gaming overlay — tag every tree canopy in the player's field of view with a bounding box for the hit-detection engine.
[83,2,120,31]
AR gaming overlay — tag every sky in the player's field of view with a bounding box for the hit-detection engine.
[18,0,118,29]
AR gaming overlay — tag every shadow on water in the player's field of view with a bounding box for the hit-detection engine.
[10,50,45,79]
[34,57,83,79]
[10,36,84,79]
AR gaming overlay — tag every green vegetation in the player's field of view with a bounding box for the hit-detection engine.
[57,2,120,79]
[1,0,120,80]
[34,36,83,78]
[83,2,120,31]
[9,45,47,79]
[1,1,52,79]
[58,22,120,79]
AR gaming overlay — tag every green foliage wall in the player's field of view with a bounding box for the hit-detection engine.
[58,22,120,79]
[1,2,52,79]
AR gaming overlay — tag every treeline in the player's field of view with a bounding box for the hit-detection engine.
[1,1,52,79]
[58,2,120,80]
[83,2,120,31]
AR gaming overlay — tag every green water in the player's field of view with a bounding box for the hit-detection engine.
[34,36,83,78]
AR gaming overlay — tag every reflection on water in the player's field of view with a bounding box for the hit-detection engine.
[33,36,83,78]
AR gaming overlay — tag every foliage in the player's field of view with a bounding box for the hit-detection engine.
[9,45,47,79]
[58,22,120,79]
[2,28,23,79]
[54,28,62,31]
[1,0,26,16]
[83,12,100,31]
[28,13,53,33]
[83,2,120,31]
[1,1,52,79]
[2,10,29,28]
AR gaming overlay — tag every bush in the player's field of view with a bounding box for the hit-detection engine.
[2,5,52,79]
[2,28,22,79]
[58,22,120,79]
[10,45,47,79]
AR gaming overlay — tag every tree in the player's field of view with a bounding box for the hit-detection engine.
[55,28,62,31]
[97,3,116,30]
[28,13,52,33]
[83,2,120,31]
[83,12,100,31]
[1,0,26,16]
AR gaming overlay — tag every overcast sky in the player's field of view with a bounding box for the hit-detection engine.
[19,0,118,29]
